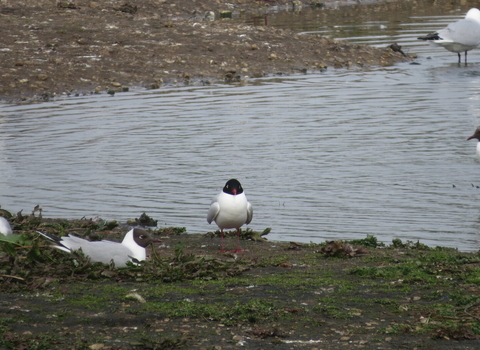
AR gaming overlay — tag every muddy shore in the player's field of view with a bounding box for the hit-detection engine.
[1,212,480,349]
[0,0,413,103]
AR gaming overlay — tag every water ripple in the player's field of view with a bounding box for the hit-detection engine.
[2,8,480,251]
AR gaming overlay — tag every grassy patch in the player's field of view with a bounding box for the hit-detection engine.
[2,214,480,348]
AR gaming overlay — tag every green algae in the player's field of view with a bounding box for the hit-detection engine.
[1,213,480,348]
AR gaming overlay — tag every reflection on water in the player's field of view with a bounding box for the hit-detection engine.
[2,3,480,251]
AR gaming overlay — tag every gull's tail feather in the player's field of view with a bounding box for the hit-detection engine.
[36,230,72,253]
[418,33,442,41]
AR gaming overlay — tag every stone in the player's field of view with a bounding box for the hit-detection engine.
[89,344,104,350]
[37,74,48,81]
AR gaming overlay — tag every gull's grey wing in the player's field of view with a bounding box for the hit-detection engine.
[207,196,221,224]
[246,201,253,225]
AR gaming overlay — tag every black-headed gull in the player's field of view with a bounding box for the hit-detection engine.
[418,8,480,64]
[36,228,160,268]
[0,217,13,236]
[207,179,253,252]
[467,126,480,161]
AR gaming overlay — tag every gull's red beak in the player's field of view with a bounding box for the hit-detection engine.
[232,189,237,195]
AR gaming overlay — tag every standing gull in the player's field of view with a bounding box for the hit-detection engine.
[467,126,480,161]
[207,179,253,252]
[418,8,480,64]
[36,228,160,268]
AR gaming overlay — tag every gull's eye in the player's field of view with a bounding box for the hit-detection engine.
[139,235,146,239]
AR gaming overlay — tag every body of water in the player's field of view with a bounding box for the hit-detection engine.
[2,2,480,251]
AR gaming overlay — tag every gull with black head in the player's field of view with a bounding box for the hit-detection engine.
[207,179,253,252]
[36,228,160,268]
[467,126,480,161]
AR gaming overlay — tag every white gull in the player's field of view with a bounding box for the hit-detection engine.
[207,179,253,252]
[467,126,480,161]
[0,217,13,236]
[36,228,160,268]
[418,8,480,64]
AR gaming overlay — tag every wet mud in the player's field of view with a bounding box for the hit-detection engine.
[1,210,480,349]
[0,0,412,102]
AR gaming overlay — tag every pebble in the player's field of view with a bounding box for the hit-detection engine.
[89,344,104,350]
